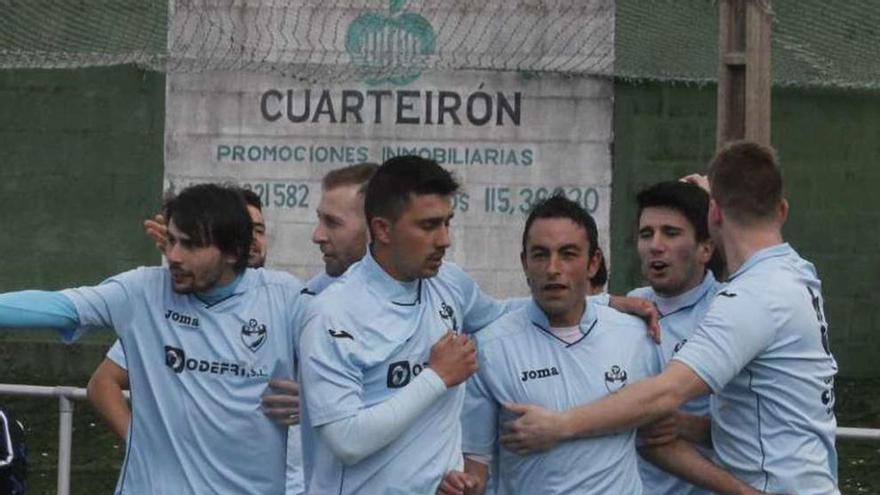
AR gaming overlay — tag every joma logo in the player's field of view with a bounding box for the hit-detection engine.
[165,310,199,328]
[520,366,560,382]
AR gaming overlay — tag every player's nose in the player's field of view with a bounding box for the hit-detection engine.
[312,223,327,245]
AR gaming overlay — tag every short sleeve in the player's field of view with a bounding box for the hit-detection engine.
[639,336,665,378]
[106,340,128,370]
[61,269,143,339]
[300,304,366,426]
[461,361,500,457]
[673,290,777,393]
[444,264,508,334]
[589,293,612,306]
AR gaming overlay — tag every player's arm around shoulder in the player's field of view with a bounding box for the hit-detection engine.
[603,290,662,343]
[502,358,709,454]
[671,282,776,394]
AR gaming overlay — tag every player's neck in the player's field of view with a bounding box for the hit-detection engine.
[371,245,416,282]
[654,270,706,299]
[196,271,244,305]
[722,224,784,275]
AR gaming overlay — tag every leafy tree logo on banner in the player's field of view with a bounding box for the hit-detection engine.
[346,0,435,86]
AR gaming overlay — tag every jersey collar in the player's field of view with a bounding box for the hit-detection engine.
[527,296,598,338]
[194,270,247,307]
[361,251,422,306]
[649,271,717,317]
[728,242,792,281]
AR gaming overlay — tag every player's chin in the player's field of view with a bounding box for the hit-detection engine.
[419,264,442,279]
[535,298,567,317]
[171,282,195,294]
[324,259,347,278]
[248,253,265,268]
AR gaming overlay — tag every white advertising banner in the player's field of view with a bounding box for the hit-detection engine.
[165,3,613,298]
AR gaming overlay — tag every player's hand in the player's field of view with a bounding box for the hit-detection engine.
[429,332,478,388]
[144,214,169,254]
[437,470,479,495]
[261,379,300,426]
[676,412,712,446]
[609,296,662,343]
[500,402,565,454]
[638,414,678,446]
[681,173,710,193]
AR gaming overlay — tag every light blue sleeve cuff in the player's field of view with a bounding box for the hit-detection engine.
[0,290,81,342]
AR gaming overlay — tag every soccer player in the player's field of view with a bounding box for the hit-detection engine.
[0,184,310,494]
[299,156,519,494]
[296,162,377,494]
[501,141,840,495]
[629,180,720,495]
[87,188,273,440]
[443,195,760,495]
[305,162,378,294]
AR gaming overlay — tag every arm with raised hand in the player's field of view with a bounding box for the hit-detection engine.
[143,214,169,254]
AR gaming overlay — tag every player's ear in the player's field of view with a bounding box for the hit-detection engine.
[370,216,393,246]
[586,248,601,279]
[521,251,532,287]
[777,198,789,225]
[696,238,714,265]
[708,198,722,227]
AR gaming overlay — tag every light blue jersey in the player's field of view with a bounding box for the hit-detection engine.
[279,270,341,495]
[302,272,337,296]
[462,300,663,495]
[300,252,510,494]
[100,270,337,495]
[673,244,839,495]
[628,272,719,495]
[106,340,127,368]
[62,267,308,495]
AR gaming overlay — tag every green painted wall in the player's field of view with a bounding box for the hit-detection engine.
[0,65,165,492]
[0,65,164,378]
[611,81,880,378]
[0,66,164,292]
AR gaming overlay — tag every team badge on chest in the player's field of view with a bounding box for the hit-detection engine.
[439,302,458,332]
[604,365,628,393]
[241,318,268,352]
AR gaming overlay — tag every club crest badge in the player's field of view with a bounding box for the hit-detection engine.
[439,302,458,332]
[241,318,268,353]
[604,365,628,393]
